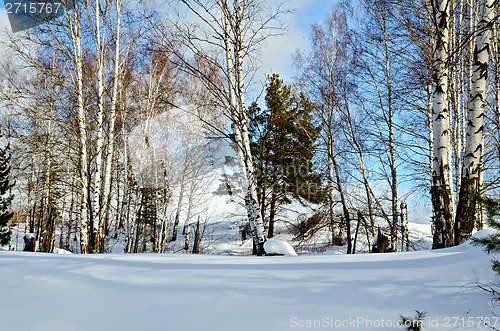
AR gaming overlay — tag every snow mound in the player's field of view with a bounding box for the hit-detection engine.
[264,240,298,256]
[55,248,73,255]
[470,229,497,241]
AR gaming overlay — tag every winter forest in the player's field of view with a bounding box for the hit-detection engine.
[0,0,498,256]
[1,0,500,329]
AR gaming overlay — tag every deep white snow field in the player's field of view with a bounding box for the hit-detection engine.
[1,232,499,331]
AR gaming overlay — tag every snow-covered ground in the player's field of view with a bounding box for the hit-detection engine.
[1,232,498,331]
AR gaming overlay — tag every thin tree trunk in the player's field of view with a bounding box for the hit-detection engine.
[192,217,200,254]
[184,223,191,251]
[133,202,142,253]
[344,102,375,239]
[381,12,398,252]
[267,173,277,238]
[327,139,338,238]
[38,67,56,253]
[495,19,500,178]
[400,201,409,251]
[71,6,89,254]
[427,82,434,185]
[352,213,361,254]
[171,163,188,242]
[333,158,351,254]
[453,0,466,199]
[100,0,122,252]
[91,0,107,254]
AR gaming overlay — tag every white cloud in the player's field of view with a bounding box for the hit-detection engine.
[256,0,335,84]
[258,24,308,83]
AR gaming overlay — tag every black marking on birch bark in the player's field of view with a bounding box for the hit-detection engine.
[469,93,484,103]
[435,84,446,94]
[474,124,484,135]
[436,113,447,120]
[464,151,477,161]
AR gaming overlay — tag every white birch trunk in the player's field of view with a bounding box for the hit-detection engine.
[452,0,463,199]
[100,0,122,249]
[400,201,409,252]
[184,223,191,251]
[431,0,454,249]
[496,20,500,178]
[71,8,89,254]
[91,0,108,253]
[327,139,340,240]
[382,25,398,251]
[325,31,338,238]
[427,82,434,183]
[233,0,266,254]
[456,0,494,245]
[223,4,266,255]
[172,163,187,242]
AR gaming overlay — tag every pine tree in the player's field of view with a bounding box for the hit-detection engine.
[0,142,14,246]
[471,198,500,275]
[399,310,426,331]
[249,74,324,238]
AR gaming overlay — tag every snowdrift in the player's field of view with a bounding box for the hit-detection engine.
[0,238,497,331]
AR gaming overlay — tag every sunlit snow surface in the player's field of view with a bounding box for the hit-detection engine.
[1,235,498,331]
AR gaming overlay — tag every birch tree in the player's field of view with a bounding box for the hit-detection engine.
[431,0,454,249]
[455,0,496,245]
[68,2,91,254]
[221,4,266,254]
[392,0,435,198]
[156,0,286,255]
[89,0,108,253]
[86,0,130,253]
[353,0,400,250]
[294,8,358,245]
[100,0,125,246]
[229,0,266,254]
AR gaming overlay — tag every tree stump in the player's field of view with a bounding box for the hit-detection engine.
[372,228,390,253]
[23,234,35,252]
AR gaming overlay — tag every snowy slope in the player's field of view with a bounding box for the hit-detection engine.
[0,234,498,331]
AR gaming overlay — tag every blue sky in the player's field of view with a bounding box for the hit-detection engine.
[0,0,337,78]
[258,1,338,82]
[0,1,432,223]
